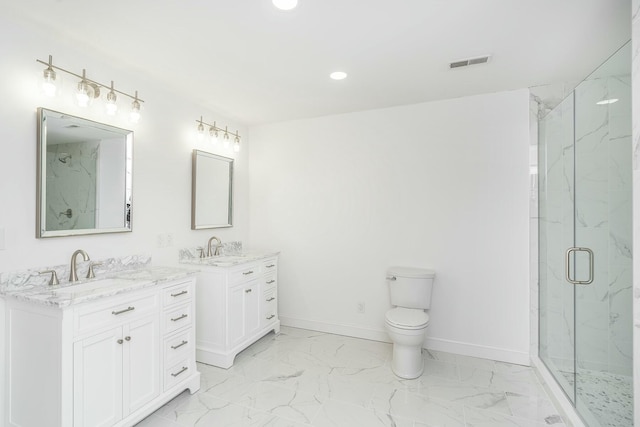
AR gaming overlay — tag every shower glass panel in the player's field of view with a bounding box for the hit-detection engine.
[539,42,632,426]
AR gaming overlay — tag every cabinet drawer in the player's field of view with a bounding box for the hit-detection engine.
[164,358,194,391]
[262,288,277,323]
[162,281,193,308]
[229,263,260,284]
[164,329,193,367]
[74,293,158,337]
[262,259,277,274]
[263,273,277,290]
[164,303,192,334]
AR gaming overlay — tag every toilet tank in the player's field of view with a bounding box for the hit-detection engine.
[387,266,436,309]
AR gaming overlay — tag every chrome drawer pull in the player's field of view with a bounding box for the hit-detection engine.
[171,366,188,377]
[266,297,275,302]
[171,314,188,322]
[112,306,135,316]
[117,339,123,344]
[267,280,275,284]
[171,340,188,350]
[266,264,275,268]
[171,290,188,297]
[245,288,253,293]
[242,270,254,275]
[125,336,131,341]
[266,315,275,320]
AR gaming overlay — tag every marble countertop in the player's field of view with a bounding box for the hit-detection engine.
[0,266,196,308]
[179,251,279,267]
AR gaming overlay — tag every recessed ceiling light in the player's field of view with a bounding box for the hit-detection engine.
[272,0,297,10]
[330,71,347,80]
[596,98,619,105]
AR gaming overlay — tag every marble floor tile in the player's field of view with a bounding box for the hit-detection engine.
[137,327,566,427]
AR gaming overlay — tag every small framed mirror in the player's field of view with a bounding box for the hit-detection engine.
[191,150,233,229]
[36,108,133,238]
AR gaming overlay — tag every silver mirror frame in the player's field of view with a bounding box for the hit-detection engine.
[191,150,233,229]
[36,107,133,238]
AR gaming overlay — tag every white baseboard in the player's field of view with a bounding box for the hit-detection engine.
[280,315,530,366]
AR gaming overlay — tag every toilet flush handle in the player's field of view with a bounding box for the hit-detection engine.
[386,276,397,281]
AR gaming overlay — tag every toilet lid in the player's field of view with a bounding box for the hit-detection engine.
[385,307,429,329]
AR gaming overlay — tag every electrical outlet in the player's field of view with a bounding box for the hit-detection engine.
[156,233,166,248]
[357,301,365,313]
[166,233,174,247]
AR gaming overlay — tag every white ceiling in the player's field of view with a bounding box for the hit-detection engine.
[5,0,631,125]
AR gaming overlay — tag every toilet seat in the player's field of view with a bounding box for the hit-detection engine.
[385,307,429,330]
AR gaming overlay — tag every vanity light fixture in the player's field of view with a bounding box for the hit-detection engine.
[37,55,144,121]
[195,117,241,152]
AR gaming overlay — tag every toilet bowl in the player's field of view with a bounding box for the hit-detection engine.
[385,307,430,379]
[385,267,435,380]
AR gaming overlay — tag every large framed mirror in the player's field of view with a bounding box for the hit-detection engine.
[36,108,133,238]
[191,150,233,229]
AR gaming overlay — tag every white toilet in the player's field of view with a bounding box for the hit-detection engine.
[385,266,436,379]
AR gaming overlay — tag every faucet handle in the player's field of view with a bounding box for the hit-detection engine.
[39,270,60,286]
[86,262,103,279]
[197,247,206,258]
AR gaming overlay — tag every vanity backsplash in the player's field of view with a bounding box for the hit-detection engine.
[0,253,151,292]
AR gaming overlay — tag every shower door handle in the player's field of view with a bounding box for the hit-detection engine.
[565,247,594,285]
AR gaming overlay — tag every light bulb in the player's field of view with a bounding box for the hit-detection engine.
[105,81,118,115]
[223,132,230,148]
[233,136,240,153]
[76,80,91,107]
[42,67,57,97]
[273,0,297,10]
[209,126,218,143]
[130,91,141,123]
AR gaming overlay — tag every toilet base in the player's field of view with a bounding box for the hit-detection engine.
[391,343,424,379]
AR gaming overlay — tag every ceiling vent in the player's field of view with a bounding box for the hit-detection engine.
[449,55,491,69]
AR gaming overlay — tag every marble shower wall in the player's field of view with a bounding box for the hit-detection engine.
[45,140,99,231]
[631,0,640,424]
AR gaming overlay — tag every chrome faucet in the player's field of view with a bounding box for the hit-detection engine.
[69,249,90,282]
[207,236,222,257]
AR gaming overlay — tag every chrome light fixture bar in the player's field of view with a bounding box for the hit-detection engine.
[37,55,144,122]
[196,116,241,152]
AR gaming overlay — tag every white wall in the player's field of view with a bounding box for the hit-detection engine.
[248,90,531,364]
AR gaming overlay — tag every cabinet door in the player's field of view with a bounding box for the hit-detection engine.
[228,284,246,347]
[123,315,160,415]
[245,283,261,336]
[73,327,123,427]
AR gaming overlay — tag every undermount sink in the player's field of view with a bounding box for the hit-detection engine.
[52,278,130,295]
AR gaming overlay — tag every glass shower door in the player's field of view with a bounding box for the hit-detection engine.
[539,41,633,427]
[573,43,633,426]
[539,93,576,402]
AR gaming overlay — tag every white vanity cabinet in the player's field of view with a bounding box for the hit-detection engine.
[196,256,280,368]
[3,276,200,427]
